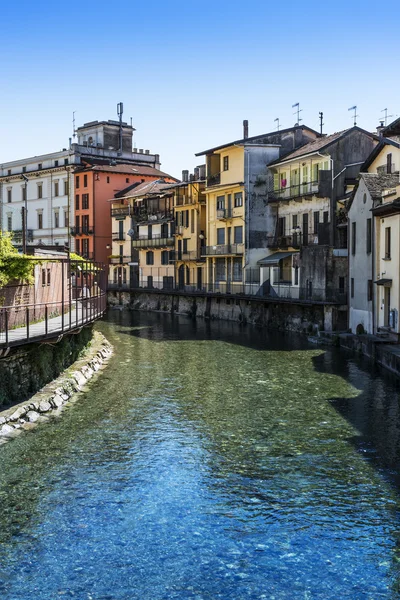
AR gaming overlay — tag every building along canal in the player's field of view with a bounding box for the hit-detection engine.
[1,310,400,599]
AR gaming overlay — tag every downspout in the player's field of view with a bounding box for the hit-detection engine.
[372,206,375,334]
[92,171,95,261]
[50,172,53,244]
[244,147,250,270]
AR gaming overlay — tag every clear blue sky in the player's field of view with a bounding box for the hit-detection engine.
[2,0,400,178]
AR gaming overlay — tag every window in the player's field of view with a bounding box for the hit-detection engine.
[76,176,80,189]
[54,160,59,167]
[75,215,80,230]
[64,180,69,196]
[339,277,345,293]
[368,280,373,301]
[234,192,243,207]
[7,216,12,231]
[292,214,298,228]
[82,238,89,256]
[82,194,89,209]
[54,211,59,228]
[366,218,372,254]
[7,169,11,176]
[42,269,46,287]
[107,176,110,183]
[223,156,229,171]
[75,194,80,210]
[233,258,242,282]
[215,258,226,281]
[186,266,190,285]
[146,251,154,265]
[216,195,225,210]
[313,211,320,234]
[22,186,27,202]
[38,163,42,170]
[147,275,153,288]
[387,153,393,174]
[82,215,89,232]
[83,174,88,187]
[217,228,225,245]
[37,212,43,229]
[278,217,286,237]
[351,222,356,255]
[323,211,329,223]
[47,269,51,286]
[161,250,169,265]
[118,220,124,239]
[351,278,354,298]
[183,239,188,253]
[234,226,243,244]
[64,158,68,166]
[294,266,299,285]
[54,181,59,197]
[385,227,391,259]
[312,163,319,182]
[126,178,130,183]
[75,239,80,255]
[22,166,26,173]
[38,183,43,199]
[191,209,195,234]
[7,189,11,203]
[64,211,69,228]
[184,210,189,228]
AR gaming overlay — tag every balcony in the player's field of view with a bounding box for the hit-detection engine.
[176,250,205,262]
[71,226,94,236]
[133,209,174,224]
[201,244,244,256]
[175,226,185,236]
[206,174,221,187]
[131,235,174,248]
[111,206,130,217]
[110,255,131,264]
[112,232,126,241]
[269,181,319,201]
[216,208,233,220]
[266,233,320,249]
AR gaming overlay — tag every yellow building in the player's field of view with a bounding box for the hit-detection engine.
[171,169,207,290]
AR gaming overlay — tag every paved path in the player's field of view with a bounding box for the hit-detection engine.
[0,301,103,348]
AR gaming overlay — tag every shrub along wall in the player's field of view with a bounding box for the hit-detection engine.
[0,326,93,409]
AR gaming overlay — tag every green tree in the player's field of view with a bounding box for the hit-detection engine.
[0,231,37,288]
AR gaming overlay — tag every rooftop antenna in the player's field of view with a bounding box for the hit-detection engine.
[72,111,77,139]
[117,102,123,155]
[130,116,133,128]
[381,108,393,127]
[292,102,302,125]
[348,105,358,126]
[274,117,280,131]
[319,111,324,135]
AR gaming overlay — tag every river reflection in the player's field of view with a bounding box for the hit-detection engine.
[1,310,400,599]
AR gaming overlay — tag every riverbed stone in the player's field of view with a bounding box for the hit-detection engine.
[38,401,52,413]
[0,424,15,436]
[72,371,87,388]
[26,411,40,423]
[52,395,64,408]
[9,407,27,421]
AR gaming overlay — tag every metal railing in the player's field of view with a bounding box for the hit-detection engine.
[176,250,206,262]
[216,208,233,219]
[71,226,94,236]
[110,255,131,264]
[201,244,244,256]
[206,174,221,187]
[111,206,131,217]
[267,233,320,248]
[269,181,319,200]
[112,232,126,241]
[131,236,174,248]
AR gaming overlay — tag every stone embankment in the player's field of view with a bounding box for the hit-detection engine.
[0,331,113,443]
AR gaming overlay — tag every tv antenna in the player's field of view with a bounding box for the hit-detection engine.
[72,111,77,139]
[274,117,280,131]
[381,108,393,127]
[292,102,302,125]
[348,105,358,126]
[319,112,324,135]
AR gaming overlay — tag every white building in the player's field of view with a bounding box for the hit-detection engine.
[0,116,162,250]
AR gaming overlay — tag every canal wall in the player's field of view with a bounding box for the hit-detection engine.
[107,290,332,334]
[338,334,400,379]
[0,326,95,409]
[0,330,113,441]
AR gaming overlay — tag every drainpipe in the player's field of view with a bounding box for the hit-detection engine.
[50,172,53,244]
[372,209,375,334]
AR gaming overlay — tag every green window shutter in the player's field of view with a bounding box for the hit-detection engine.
[273,173,279,190]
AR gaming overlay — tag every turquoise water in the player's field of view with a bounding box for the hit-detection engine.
[1,311,400,598]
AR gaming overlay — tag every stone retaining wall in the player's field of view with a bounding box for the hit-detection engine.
[0,331,112,443]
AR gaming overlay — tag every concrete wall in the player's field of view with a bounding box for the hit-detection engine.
[108,290,327,334]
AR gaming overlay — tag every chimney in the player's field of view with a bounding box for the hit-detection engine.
[194,167,200,180]
[182,169,189,182]
[243,119,249,139]
[377,121,385,137]
[154,154,160,167]
[133,147,138,153]
[139,149,143,154]
[145,149,150,155]
[198,164,206,180]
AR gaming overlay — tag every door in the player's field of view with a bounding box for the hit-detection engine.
[302,213,309,245]
[227,194,232,218]
[178,265,185,289]
[197,267,202,290]
[177,239,182,261]
[384,287,391,327]
[161,222,168,238]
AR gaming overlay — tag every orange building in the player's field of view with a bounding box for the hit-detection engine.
[72,164,177,266]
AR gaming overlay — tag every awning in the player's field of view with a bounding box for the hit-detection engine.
[374,278,392,286]
[257,251,297,267]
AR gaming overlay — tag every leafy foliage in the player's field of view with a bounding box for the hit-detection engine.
[0,231,38,287]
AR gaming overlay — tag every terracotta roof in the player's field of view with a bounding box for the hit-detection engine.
[89,163,177,179]
[270,127,378,165]
[118,179,173,199]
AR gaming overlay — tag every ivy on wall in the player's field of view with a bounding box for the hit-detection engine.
[0,231,40,288]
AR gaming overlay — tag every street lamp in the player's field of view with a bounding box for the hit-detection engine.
[21,174,28,253]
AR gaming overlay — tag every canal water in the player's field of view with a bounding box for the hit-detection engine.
[1,311,400,599]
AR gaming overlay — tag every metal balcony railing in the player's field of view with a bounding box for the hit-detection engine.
[206,174,221,187]
[110,256,131,264]
[201,244,244,256]
[131,236,174,248]
[176,250,206,262]
[71,226,94,236]
[112,232,125,241]
[111,206,131,217]
[266,233,320,248]
[269,181,319,200]
[216,208,233,219]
